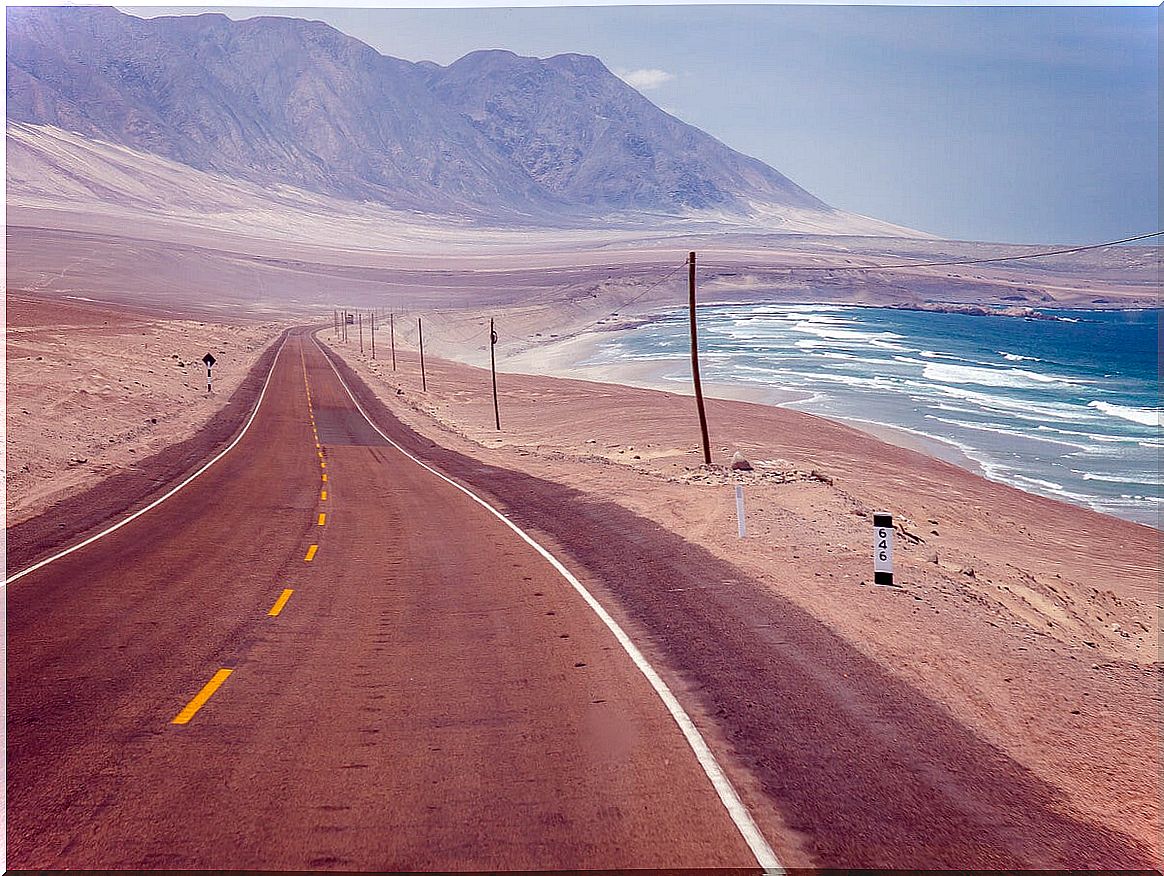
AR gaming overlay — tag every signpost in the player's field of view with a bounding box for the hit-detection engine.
[873,512,895,585]
[202,352,216,394]
[735,484,746,538]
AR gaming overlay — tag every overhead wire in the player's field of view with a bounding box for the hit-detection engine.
[696,230,1162,273]
[340,229,1158,352]
[563,257,691,337]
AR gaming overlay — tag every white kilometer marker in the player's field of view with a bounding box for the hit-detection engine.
[735,485,746,539]
[873,512,895,586]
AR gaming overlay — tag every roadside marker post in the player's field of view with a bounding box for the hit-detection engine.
[735,484,746,538]
[202,352,216,393]
[873,512,895,586]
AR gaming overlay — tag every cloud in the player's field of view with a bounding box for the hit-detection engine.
[615,68,675,91]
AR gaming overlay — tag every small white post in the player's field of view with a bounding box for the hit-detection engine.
[873,512,895,585]
[735,484,746,538]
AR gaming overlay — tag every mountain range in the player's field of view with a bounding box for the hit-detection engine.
[6,6,918,235]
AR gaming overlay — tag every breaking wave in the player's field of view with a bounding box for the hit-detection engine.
[1087,401,1161,428]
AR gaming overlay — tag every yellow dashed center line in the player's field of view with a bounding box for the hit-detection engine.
[172,669,233,725]
[322,474,327,483]
[305,544,318,562]
[268,588,294,617]
[318,513,326,526]
[320,490,327,501]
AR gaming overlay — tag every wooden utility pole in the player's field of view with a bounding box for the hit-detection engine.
[334,308,339,338]
[418,316,427,391]
[390,313,397,370]
[359,311,364,354]
[370,310,376,359]
[688,251,712,465]
[489,318,500,430]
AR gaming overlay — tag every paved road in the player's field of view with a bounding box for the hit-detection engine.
[6,330,762,870]
[9,329,1155,871]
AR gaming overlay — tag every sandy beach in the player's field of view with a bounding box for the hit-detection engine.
[6,286,1158,862]
[6,7,1158,868]
[318,325,1159,863]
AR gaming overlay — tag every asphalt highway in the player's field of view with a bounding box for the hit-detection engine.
[6,330,764,870]
[8,329,1154,871]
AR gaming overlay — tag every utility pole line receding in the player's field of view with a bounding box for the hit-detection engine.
[370,310,376,359]
[418,316,427,392]
[490,317,500,431]
[688,251,712,466]
[390,313,396,371]
[359,311,364,355]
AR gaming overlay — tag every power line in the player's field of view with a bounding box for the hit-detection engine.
[567,258,690,336]
[698,230,1162,273]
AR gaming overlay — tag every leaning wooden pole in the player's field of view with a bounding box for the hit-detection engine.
[489,317,501,431]
[418,316,427,392]
[390,313,397,370]
[688,251,712,465]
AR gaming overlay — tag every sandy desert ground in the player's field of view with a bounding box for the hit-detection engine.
[6,284,1159,863]
[319,327,1160,863]
[6,127,1160,865]
[5,294,286,525]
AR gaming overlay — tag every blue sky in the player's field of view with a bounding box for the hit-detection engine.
[127,5,1158,244]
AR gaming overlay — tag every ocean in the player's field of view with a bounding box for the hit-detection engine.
[585,304,1161,526]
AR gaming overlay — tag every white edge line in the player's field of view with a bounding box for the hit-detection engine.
[312,334,784,874]
[4,335,290,586]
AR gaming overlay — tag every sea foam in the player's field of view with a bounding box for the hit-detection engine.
[1087,401,1161,428]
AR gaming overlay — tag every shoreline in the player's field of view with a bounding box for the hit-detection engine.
[321,331,1160,861]
[503,326,988,474]
[499,311,1156,529]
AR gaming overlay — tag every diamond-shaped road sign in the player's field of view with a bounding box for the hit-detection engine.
[202,352,216,368]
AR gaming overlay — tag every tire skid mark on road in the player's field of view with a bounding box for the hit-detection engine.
[312,334,784,874]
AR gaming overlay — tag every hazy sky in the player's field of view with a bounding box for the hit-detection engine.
[126,5,1158,244]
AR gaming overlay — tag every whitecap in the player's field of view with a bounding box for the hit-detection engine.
[1087,400,1162,428]
[923,362,1080,389]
